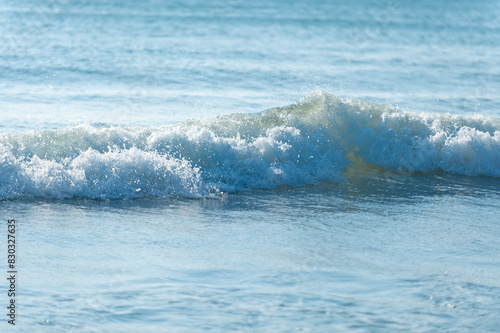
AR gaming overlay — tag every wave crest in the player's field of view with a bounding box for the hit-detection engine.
[1,91,499,199]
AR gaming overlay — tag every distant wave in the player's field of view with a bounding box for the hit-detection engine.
[1,91,499,199]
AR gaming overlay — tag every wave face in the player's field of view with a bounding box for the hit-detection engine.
[1,92,499,199]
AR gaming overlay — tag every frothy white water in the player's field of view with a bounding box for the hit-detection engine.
[1,92,499,199]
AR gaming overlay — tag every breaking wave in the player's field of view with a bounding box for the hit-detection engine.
[1,92,499,199]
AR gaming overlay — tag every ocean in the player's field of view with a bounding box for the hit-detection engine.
[1,0,499,331]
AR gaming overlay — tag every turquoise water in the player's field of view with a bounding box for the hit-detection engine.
[1,0,500,331]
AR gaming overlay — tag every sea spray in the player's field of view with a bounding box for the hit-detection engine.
[1,92,499,200]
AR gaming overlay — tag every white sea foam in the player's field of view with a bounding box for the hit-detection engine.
[1,92,499,199]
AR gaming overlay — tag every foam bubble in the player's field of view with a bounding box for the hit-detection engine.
[1,92,499,200]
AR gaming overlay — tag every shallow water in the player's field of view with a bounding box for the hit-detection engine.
[6,170,500,332]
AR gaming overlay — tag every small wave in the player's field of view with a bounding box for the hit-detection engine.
[1,92,499,199]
